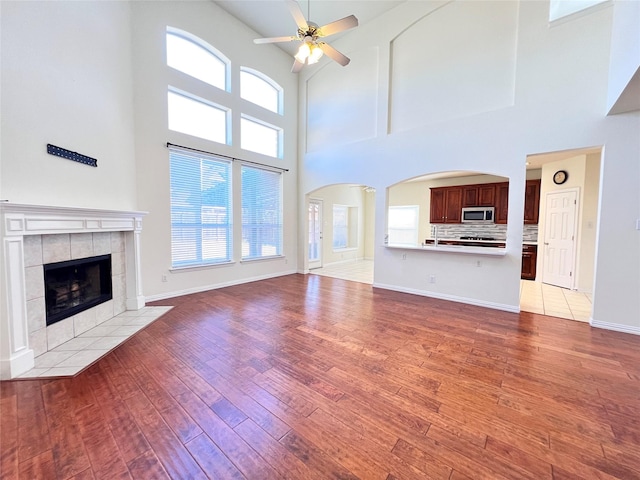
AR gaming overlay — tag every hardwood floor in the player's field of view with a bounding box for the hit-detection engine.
[2,274,639,479]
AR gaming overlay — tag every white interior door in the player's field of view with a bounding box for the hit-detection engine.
[542,189,578,289]
[308,199,323,270]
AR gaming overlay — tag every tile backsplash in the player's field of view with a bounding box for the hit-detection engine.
[428,224,538,242]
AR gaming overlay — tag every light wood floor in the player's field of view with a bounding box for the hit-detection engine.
[311,260,593,322]
[1,274,638,479]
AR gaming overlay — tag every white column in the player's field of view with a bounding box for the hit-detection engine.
[125,220,145,310]
[0,237,34,379]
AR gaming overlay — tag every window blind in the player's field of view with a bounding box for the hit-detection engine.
[333,205,348,249]
[170,148,232,268]
[241,165,282,260]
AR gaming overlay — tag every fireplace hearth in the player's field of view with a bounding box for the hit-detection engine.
[44,254,113,326]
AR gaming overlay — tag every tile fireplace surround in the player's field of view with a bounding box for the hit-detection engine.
[0,203,147,379]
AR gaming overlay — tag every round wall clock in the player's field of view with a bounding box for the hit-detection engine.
[553,170,568,185]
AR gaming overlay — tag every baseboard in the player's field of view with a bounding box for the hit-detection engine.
[144,269,298,303]
[372,283,520,313]
[591,319,640,336]
[0,348,35,380]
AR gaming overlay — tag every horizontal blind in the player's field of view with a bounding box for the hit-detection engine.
[241,165,282,260]
[170,148,232,267]
[333,205,348,249]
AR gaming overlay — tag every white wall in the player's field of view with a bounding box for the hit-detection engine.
[297,0,640,330]
[129,1,299,300]
[0,1,137,210]
[607,0,640,113]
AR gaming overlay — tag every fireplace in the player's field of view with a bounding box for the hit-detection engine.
[0,203,146,379]
[44,254,113,326]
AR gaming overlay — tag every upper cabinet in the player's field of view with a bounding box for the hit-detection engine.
[523,179,541,224]
[462,184,496,207]
[430,186,462,223]
[430,179,540,225]
[495,182,509,224]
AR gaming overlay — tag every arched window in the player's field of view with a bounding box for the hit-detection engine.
[166,28,229,90]
[240,67,282,114]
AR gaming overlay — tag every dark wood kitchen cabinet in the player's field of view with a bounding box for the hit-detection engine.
[430,186,462,223]
[495,182,509,224]
[523,179,541,224]
[462,184,496,207]
[521,244,537,280]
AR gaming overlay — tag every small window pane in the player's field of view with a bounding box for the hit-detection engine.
[168,90,227,144]
[241,69,281,113]
[549,0,607,21]
[167,31,226,90]
[241,117,280,157]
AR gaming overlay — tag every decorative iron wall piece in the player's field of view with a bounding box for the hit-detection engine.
[47,144,97,167]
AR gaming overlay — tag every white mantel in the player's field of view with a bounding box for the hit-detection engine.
[0,203,147,379]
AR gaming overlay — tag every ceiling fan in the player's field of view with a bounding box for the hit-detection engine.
[253,0,358,73]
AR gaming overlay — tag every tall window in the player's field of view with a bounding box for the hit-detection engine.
[166,29,228,90]
[388,206,419,246]
[333,205,358,249]
[240,68,282,113]
[169,148,232,268]
[241,165,283,260]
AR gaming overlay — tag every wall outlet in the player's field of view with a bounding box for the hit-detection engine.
[402,253,407,260]
[429,275,436,283]
[476,260,482,267]
[161,274,168,282]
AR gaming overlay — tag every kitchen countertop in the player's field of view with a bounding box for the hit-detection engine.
[386,238,536,256]
[386,243,507,256]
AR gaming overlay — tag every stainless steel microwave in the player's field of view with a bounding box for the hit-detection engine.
[461,207,495,223]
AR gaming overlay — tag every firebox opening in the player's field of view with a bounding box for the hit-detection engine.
[44,254,113,326]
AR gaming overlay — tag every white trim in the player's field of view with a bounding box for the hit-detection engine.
[2,203,145,236]
[0,348,34,380]
[372,282,520,313]
[144,269,297,303]
[591,319,640,336]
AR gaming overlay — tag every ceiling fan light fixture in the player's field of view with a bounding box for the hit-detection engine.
[294,42,311,62]
[307,44,324,64]
[254,1,357,71]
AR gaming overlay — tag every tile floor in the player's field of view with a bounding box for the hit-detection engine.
[310,259,374,284]
[17,306,173,379]
[519,279,593,322]
[310,260,593,322]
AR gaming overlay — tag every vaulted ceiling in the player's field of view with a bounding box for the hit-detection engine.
[213,0,406,56]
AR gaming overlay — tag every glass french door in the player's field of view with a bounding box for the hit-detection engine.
[308,199,322,269]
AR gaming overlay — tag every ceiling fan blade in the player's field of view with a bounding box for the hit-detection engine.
[254,35,298,44]
[291,58,305,73]
[317,15,358,37]
[286,0,308,31]
[317,42,350,66]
